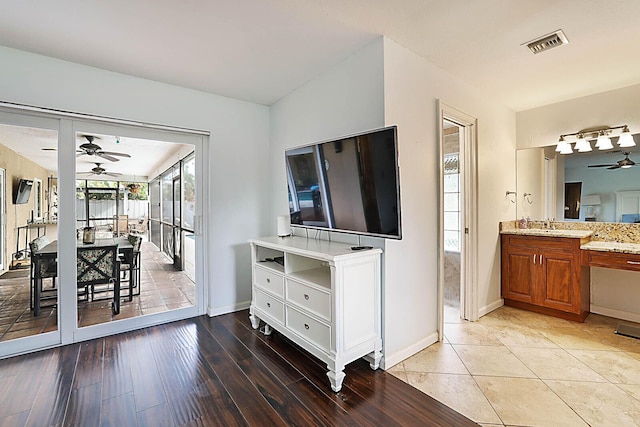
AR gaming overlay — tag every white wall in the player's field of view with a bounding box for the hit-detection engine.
[516,83,640,322]
[382,39,516,366]
[515,147,545,220]
[516,83,640,150]
[270,36,516,368]
[269,38,385,220]
[0,46,270,315]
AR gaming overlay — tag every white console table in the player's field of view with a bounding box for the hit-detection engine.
[249,236,382,392]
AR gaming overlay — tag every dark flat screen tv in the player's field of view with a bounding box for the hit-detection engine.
[286,125,402,239]
[14,179,33,205]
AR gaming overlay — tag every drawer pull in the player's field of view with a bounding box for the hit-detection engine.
[627,261,640,265]
[533,254,537,265]
[304,294,310,300]
[267,302,271,308]
[304,323,309,330]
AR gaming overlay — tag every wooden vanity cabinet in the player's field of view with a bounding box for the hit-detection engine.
[501,234,591,322]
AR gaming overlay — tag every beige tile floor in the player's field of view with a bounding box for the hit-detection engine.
[388,305,640,427]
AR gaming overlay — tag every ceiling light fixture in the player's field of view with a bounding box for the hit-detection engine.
[575,134,592,152]
[596,131,613,150]
[555,136,573,154]
[555,125,635,155]
[618,126,635,147]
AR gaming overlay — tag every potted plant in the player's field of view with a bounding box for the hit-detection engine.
[127,183,141,194]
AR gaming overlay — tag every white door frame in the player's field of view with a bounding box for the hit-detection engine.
[0,104,209,357]
[0,168,5,272]
[437,101,478,341]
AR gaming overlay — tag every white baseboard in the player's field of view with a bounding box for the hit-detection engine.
[590,304,640,323]
[207,300,251,317]
[381,332,438,370]
[479,299,504,318]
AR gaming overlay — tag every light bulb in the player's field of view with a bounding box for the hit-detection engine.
[596,132,613,150]
[618,127,636,148]
[558,141,573,154]
[575,136,592,152]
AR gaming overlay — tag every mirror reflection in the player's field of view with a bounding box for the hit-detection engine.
[516,135,640,222]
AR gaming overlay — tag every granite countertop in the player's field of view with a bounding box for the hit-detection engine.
[580,241,640,255]
[500,228,594,239]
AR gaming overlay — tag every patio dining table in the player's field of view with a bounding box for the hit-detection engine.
[32,237,134,316]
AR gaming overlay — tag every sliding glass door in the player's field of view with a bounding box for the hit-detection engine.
[0,106,206,357]
[0,111,61,357]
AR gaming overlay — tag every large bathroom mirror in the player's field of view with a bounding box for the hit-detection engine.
[516,134,640,222]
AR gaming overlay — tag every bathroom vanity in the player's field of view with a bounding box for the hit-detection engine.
[501,230,591,322]
[501,222,640,322]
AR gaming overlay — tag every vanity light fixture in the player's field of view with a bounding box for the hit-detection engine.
[595,131,613,150]
[618,126,635,148]
[555,136,573,154]
[575,134,592,152]
[555,125,635,154]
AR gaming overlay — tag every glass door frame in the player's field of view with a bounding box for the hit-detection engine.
[0,106,208,356]
[0,167,5,272]
[69,120,207,343]
[0,109,63,357]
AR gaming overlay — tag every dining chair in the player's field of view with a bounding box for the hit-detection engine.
[112,214,129,237]
[129,215,148,235]
[120,234,143,301]
[29,235,57,314]
[77,244,121,314]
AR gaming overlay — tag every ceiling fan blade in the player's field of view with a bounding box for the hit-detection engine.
[104,173,122,177]
[588,164,616,168]
[97,152,120,162]
[607,165,621,170]
[99,151,131,158]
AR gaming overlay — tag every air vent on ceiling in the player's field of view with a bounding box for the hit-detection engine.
[523,29,569,54]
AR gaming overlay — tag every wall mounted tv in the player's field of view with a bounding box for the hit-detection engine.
[14,179,33,205]
[286,125,402,239]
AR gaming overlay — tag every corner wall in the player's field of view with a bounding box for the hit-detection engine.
[381,38,516,366]
[270,36,516,368]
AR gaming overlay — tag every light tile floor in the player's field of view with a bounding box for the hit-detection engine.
[388,305,640,427]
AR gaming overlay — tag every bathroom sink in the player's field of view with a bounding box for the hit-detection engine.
[503,228,593,238]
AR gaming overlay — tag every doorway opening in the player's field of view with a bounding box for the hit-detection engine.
[438,102,478,340]
[442,120,462,322]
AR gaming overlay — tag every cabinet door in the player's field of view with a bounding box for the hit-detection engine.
[540,249,578,313]
[502,247,536,303]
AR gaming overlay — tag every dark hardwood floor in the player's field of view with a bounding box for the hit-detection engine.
[0,310,477,426]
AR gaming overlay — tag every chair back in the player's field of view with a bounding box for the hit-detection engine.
[123,234,143,265]
[29,235,51,253]
[130,215,148,234]
[77,245,119,286]
[30,235,55,276]
[113,215,128,236]
[128,234,143,252]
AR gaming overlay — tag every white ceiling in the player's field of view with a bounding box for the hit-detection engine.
[1,0,639,111]
[0,124,189,179]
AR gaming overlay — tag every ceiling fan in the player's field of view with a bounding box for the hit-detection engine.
[588,152,637,170]
[77,135,131,162]
[78,163,122,178]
